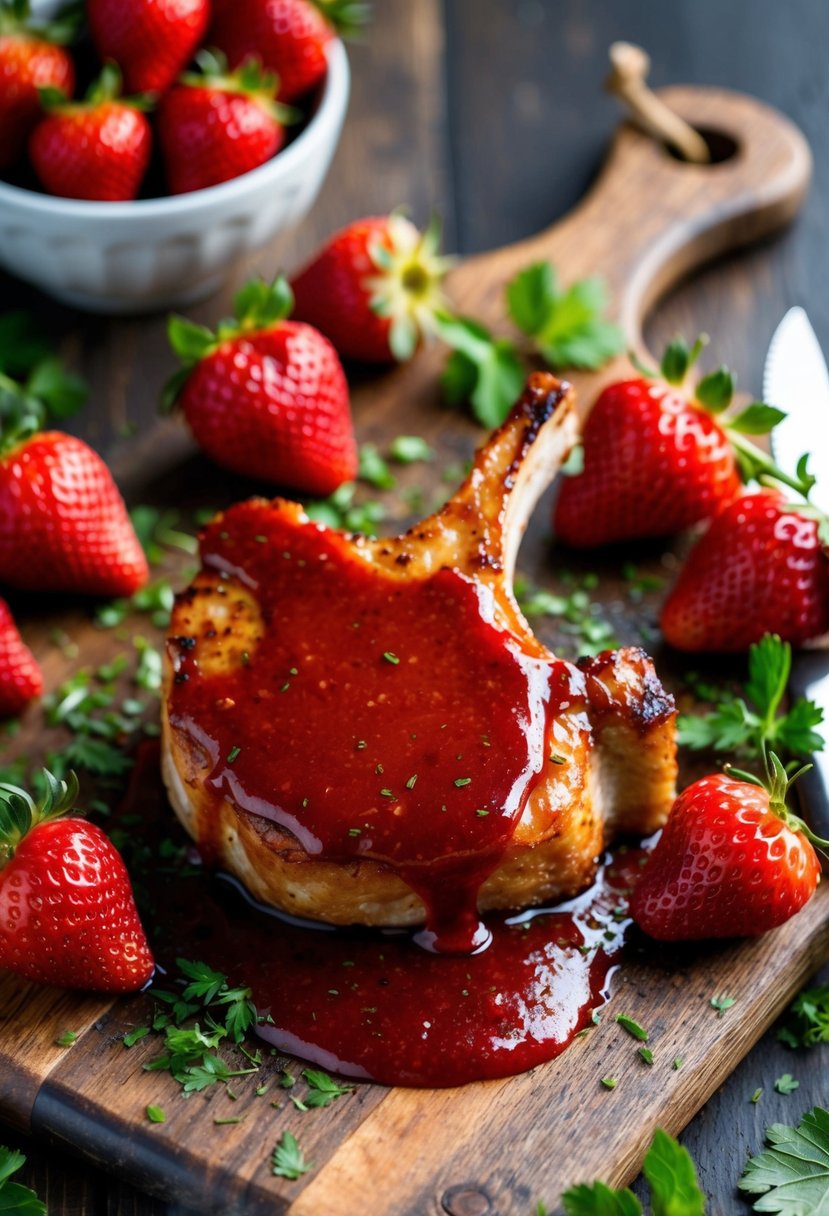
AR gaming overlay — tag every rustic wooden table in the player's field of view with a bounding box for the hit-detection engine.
[2,1,828,1211]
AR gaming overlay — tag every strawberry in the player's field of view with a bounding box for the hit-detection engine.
[165,274,357,494]
[211,0,368,103]
[631,755,825,941]
[291,214,453,363]
[0,771,154,992]
[86,0,209,97]
[157,50,295,194]
[0,430,148,596]
[661,488,829,652]
[0,0,75,170]
[29,64,152,202]
[0,597,42,717]
[553,337,790,547]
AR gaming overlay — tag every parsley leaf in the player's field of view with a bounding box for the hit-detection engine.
[272,1131,313,1181]
[515,575,618,658]
[778,984,829,1048]
[678,634,825,761]
[435,313,525,429]
[358,444,395,490]
[739,1105,829,1213]
[711,993,736,1016]
[615,1014,648,1042]
[560,1129,703,1215]
[146,1104,166,1123]
[0,1145,45,1215]
[775,1074,800,1095]
[389,435,433,464]
[506,262,624,371]
[302,1069,354,1108]
[305,482,386,536]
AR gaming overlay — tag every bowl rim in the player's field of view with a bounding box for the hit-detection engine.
[0,39,349,219]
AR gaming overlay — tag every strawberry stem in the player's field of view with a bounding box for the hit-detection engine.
[0,770,79,867]
[726,752,829,851]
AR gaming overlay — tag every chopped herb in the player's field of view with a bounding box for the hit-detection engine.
[146,1105,166,1124]
[600,1076,618,1090]
[777,982,829,1048]
[302,1069,354,1108]
[389,435,434,464]
[750,1088,763,1104]
[672,1057,684,1071]
[774,1073,799,1094]
[358,443,395,490]
[515,574,617,657]
[306,482,386,536]
[256,1084,269,1096]
[678,633,824,761]
[615,1013,648,1041]
[379,788,394,799]
[227,746,241,764]
[348,828,361,837]
[123,1026,151,1048]
[356,740,367,750]
[638,1047,654,1065]
[272,1131,312,1180]
[55,1030,78,1047]
[549,753,566,765]
[454,777,471,787]
[382,651,400,665]
[405,774,417,789]
[475,808,489,817]
[279,1070,296,1089]
[711,993,736,1016]
[214,1116,245,1126]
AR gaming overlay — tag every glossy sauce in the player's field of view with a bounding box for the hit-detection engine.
[167,503,583,952]
[131,742,644,1087]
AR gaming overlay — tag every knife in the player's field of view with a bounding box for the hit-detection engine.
[763,306,829,836]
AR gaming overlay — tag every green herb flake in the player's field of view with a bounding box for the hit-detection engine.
[379,788,394,799]
[615,1013,648,1042]
[382,651,400,665]
[454,777,471,787]
[272,1130,312,1181]
[711,993,736,1016]
[226,746,241,764]
[774,1073,800,1094]
[750,1088,763,1104]
[405,774,417,789]
[600,1076,618,1090]
[672,1057,684,1071]
[389,435,434,464]
[214,1116,245,1126]
[638,1047,654,1066]
[55,1030,78,1047]
[475,808,489,817]
[123,1026,151,1048]
[146,1104,166,1124]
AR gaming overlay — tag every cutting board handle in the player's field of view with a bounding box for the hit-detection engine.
[521,85,812,363]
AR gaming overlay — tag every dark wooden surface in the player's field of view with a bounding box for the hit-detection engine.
[2,0,829,1211]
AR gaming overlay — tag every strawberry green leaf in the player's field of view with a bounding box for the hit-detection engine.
[643,1128,705,1216]
[660,335,707,385]
[25,357,87,418]
[233,276,294,332]
[695,366,734,412]
[739,1106,829,1213]
[728,403,787,435]
[167,316,216,365]
[311,0,372,39]
[561,1181,642,1214]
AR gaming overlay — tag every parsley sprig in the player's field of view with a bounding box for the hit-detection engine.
[739,1106,829,1212]
[556,1127,704,1215]
[778,983,829,1049]
[0,1144,45,1216]
[678,634,825,761]
[272,1130,313,1180]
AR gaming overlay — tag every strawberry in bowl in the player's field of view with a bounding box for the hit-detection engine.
[0,0,75,170]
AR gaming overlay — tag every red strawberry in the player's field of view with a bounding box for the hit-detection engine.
[0,430,148,597]
[553,337,791,547]
[0,771,154,992]
[86,0,209,96]
[165,274,356,494]
[211,0,367,103]
[29,64,152,202]
[661,489,829,652]
[0,0,75,170]
[291,214,452,363]
[157,51,294,194]
[0,598,42,717]
[631,756,824,941]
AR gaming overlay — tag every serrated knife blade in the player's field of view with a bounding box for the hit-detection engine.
[763,307,829,836]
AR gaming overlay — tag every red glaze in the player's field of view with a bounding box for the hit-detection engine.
[631,773,820,941]
[661,490,829,652]
[87,0,209,96]
[0,597,42,717]
[0,33,74,170]
[168,502,582,953]
[30,101,152,202]
[158,84,285,194]
[129,738,643,1087]
[0,432,149,597]
[554,378,741,547]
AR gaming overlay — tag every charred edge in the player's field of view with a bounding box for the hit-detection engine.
[502,373,572,485]
[577,646,677,730]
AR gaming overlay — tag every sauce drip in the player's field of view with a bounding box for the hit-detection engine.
[128,744,643,1089]
[168,503,581,952]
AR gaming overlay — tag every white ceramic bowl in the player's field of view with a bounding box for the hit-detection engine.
[0,40,350,314]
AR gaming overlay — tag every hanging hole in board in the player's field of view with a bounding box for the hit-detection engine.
[667,127,739,165]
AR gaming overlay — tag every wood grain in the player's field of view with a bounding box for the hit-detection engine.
[0,34,825,1216]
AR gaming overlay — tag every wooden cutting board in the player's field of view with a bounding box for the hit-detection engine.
[0,85,824,1216]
